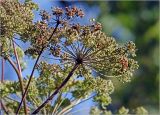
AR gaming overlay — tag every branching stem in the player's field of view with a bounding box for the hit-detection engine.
[16,21,60,114]
[12,41,28,115]
[32,63,79,114]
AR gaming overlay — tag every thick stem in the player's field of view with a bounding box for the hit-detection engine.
[1,58,4,82]
[12,42,28,115]
[7,57,23,82]
[7,57,28,112]
[16,50,43,114]
[1,101,8,114]
[32,63,79,114]
[16,21,60,114]
[7,57,27,99]
[0,58,6,114]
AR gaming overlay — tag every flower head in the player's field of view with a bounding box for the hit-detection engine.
[49,23,138,82]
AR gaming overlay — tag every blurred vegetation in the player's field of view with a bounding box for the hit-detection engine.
[59,0,159,114]
[86,1,159,114]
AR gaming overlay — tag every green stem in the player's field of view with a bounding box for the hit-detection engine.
[53,92,68,114]
[57,94,96,115]
[52,92,62,114]
[56,99,80,115]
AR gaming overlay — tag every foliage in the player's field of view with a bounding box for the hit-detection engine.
[0,0,146,114]
[0,0,38,57]
[90,106,148,115]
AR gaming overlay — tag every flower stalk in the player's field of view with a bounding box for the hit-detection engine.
[16,21,60,114]
[12,41,28,115]
[32,63,79,114]
[0,58,7,114]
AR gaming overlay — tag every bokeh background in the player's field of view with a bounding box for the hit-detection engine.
[1,0,159,114]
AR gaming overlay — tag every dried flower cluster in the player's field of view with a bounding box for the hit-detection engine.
[52,6,84,18]
[24,6,84,58]
[39,23,138,82]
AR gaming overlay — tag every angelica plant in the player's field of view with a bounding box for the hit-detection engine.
[0,0,140,114]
